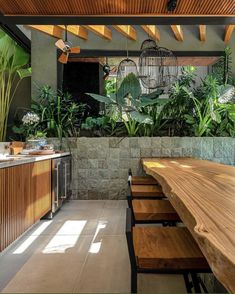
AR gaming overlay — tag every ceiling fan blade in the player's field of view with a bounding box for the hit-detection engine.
[70,46,80,54]
[103,73,109,80]
[55,39,66,51]
[58,52,69,64]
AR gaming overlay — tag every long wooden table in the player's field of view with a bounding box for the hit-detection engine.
[142,157,235,293]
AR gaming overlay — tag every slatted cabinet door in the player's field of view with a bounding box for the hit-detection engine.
[0,160,52,252]
[0,164,32,251]
[31,160,52,222]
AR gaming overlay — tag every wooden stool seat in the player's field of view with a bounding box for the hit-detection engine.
[132,199,181,222]
[133,226,210,271]
[131,184,164,198]
[131,175,158,185]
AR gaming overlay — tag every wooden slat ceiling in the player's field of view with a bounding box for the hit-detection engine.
[0,0,234,16]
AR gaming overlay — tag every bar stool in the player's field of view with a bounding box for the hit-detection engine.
[130,199,181,225]
[126,208,211,293]
[128,168,159,185]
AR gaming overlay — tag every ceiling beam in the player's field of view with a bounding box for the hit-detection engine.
[224,25,235,43]
[141,25,160,42]
[199,25,206,41]
[25,25,62,38]
[112,25,136,40]
[171,25,183,41]
[3,16,235,25]
[58,25,88,40]
[84,25,112,40]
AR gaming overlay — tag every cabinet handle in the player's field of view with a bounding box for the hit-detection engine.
[61,163,67,199]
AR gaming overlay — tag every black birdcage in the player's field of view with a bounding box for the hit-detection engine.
[139,39,178,89]
[116,58,138,89]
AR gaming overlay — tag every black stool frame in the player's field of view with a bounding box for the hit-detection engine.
[125,208,211,293]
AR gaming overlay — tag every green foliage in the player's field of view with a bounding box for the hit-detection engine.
[212,47,233,85]
[0,29,31,141]
[13,86,86,146]
[87,73,163,136]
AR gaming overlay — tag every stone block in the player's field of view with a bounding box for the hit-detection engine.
[161,148,171,157]
[129,138,138,148]
[151,137,161,148]
[172,137,180,148]
[76,190,88,200]
[108,158,119,169]
[76,159,88,169]
[109,169,120,179]
[119,159,131,169]
[109,137,120,148]
[120,149,130,158]
[109,148,120,159]
[98,169,110,179]
[201,137,213,159]
[171,148,182,157]
[118,138,130,148]
[213,137,224,158]
[161,137,172,149]
[151,149,161,157]
[130,148,140,158]
[87,159,98,168]
[140,148,152,157]
[98,159,108,169]
[138,137,151,148]
[182,147,193,157]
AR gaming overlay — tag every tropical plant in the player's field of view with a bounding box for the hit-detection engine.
[32,86,86,144]
[12,111,40,139]
[161,66,196,136]
[87,73,162,136]
[0,30,31,141]
[185,76,222,136]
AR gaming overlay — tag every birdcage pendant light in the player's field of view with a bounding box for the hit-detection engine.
[139,39,178,89]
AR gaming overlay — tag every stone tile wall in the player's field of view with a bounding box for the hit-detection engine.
[48,137,235,200]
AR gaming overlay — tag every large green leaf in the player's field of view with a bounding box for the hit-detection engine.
[139,97,169,107]
[117,73,141,103]
[17,67,32,79]
[11,45,29,70]
[86,93,116,105]
[140,89,163,100]
[129,111,153,125]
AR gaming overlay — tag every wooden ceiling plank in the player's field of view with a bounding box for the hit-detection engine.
[199,25,206,41]
[112,25,137,40]
[25,25,62,38]
[58,25,88,40]
[171,25,183,41]
[141,25,160,42]
[224,25,235,43]
[84,25,112,40]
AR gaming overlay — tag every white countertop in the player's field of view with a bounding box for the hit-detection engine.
[0,152,71,169]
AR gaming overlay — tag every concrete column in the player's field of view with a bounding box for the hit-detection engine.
[31,30,58,99]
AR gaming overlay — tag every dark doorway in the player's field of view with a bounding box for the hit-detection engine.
[62,62,103,117]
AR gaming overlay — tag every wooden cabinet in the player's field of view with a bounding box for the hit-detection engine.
[31,160,51,221]
[0,160,52,251]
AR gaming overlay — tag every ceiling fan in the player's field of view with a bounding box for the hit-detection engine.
[55,25,80,64]
[102,58,117,80]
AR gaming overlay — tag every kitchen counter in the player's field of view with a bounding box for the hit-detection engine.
[0,152,71,169]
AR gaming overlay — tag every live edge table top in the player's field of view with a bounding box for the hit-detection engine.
[142,157,235,293]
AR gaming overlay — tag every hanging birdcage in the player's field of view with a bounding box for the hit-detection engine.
[139,39,178,89]
[116,58,138,89]
[140,38,157,50]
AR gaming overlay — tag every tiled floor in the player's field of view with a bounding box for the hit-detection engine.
[0,200,186,293]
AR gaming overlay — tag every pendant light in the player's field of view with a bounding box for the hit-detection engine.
[139,39,178,89]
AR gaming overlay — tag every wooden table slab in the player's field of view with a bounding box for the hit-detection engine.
[142,157,235,293]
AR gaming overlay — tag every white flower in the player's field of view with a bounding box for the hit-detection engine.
[22,112,40,125]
